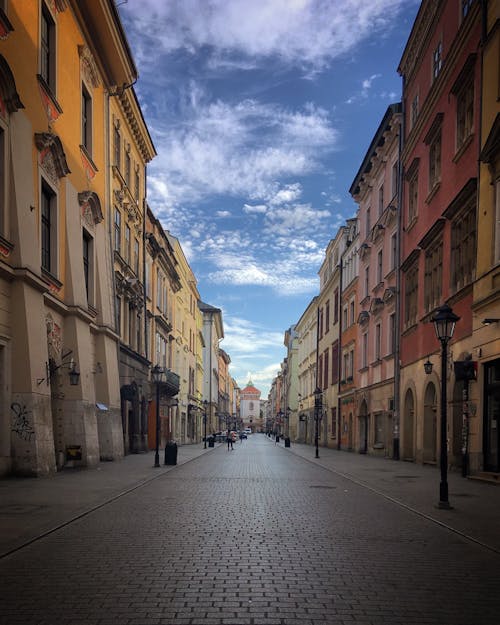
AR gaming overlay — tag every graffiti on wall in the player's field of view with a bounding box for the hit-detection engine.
[11,402,35,442]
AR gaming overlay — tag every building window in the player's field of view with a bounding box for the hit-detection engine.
[114,208,121,253]
[134,168,140,201]
[343,352,349,381]
[424,240,443,312]
[343,306,348,329]
[125,150,131,187]
[462,0,474,18]
[389,313,396,355]
[362,332,368,368]
[495,180,500,264]
[349,349,354,379]
[134,238,139,275]
[391,233,397,271]
[331,407,337,440]
[375,323,381,361]
[325,300,330,333]
[391,162,398,199]
[408,172,418,224]
[456,79,474,150]
[411,94,419,128]
[404,264,419,327]
[350,300,355,325]
[378,184,384,217]
[82,229,93,303]
[364,265,370,298]
[331,340,339,384]
[323,349,329,390]
[113,125,121,169]
[0,125,5,234]
[128,302,134,348]
[81,84,92,154]
[334,289,339,324]
[40,3,56,92]
[366,207,371,237]
[41,180,56,273]
[433,41,443,80]
[377,249,383,284]
[429,132,441,190]
[451,203,476,292]
[374,413,384,445]
[125,224,130,263]
[156,270,163,311]
[116,296,121,336]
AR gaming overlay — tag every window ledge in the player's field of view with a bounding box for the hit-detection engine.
[41,268,63,293]
[79,145,98,174]
[36,75,63,120]
[453,133,474,164]
[425,181,441,204]
[405,217,417,233]
[373,443,385,450]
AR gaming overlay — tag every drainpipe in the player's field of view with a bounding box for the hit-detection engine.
[393,86,405,461]
[337,257,343,450]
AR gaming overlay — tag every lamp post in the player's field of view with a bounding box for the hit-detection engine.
[314,387,322,459]
[203,400,208,449]
[284,407,291,447]
[151,364,165,468]
[431,303,460,509]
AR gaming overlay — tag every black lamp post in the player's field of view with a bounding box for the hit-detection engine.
[203,400,208,449]
[424,358,433,375]
[314,387,322,459]
[431,303,460,509]
[151,364,165,468]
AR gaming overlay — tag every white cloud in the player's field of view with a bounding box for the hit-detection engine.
[216,210,232,218]
[243,203,268,214]
[121,0,416,73]
[145,94,335,209]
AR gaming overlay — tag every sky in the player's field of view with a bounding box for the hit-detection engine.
[117,0,420,398]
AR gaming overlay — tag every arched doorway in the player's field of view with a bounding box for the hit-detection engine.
[359,399,368,454]
[423,382,437,463]
[403,389,415,460]
[452,380,465,468]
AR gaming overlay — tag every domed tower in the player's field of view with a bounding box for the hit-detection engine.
[240,381,261,432]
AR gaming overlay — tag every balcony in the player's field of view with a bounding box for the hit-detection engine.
[161,369,180,397]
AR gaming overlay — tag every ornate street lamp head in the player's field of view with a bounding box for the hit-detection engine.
[431,304,460,344]
[151,364,164,384]
[424,358,433,375]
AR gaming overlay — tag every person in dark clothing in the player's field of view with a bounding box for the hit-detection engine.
[227,434,234,450]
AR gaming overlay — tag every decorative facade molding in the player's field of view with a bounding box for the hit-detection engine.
[0,55,24,114]
[78,45,101,88]
[78,191,104,226]
[35,132,71,179]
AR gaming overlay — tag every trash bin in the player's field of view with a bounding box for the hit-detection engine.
[164,441,178,465]
[208,436,215,448]
[285,437,291,448]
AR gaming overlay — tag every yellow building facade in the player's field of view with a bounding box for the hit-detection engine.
[0,1,137,475]
[472,0,500,473]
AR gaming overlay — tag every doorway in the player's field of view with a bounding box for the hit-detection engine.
[403,388,415,460]
[484,359,500,472]
[423,382,437,463]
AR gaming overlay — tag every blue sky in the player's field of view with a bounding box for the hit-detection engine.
[117,0,420,397]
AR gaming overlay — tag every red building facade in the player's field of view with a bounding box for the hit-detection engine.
[398,0,481,467]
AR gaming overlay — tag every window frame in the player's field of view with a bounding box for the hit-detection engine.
[404,264,419,328]
[114,208,121,253]
[81,83,92,155]
[82,228,94,305]
[40,177,57,275]
[40,2,56,93]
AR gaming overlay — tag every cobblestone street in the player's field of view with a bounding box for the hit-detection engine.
[1,435,499,625]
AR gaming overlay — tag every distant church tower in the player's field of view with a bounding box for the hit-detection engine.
[240,381,261,432]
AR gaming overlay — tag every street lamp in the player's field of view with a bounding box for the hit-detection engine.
[314,387,322,459]
[431,303,460,509]
[151,364,165,468]
[424,357,433,375]
[203,400,208,449]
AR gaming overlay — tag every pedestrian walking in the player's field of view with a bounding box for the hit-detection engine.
[227,433,234,450]
[275,433,280,445]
